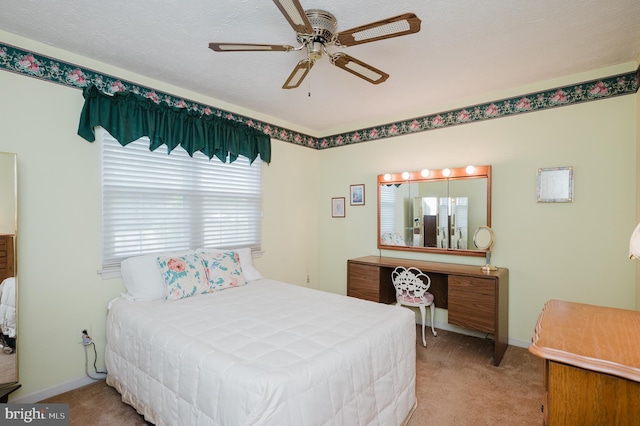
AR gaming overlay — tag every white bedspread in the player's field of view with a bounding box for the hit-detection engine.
[106,278,416,426]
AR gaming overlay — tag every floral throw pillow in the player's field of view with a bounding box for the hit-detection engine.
[157,254,209,301]
[200,251,247,292]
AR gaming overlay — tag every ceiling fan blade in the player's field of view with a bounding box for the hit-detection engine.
[282,59,314,89]
[330,53,389,85]
[272,0,314,34]
[209,42,294,52]
[336,13,421,47]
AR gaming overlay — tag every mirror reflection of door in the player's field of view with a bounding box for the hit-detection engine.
[417,197,468,249]
[0,152,17,384]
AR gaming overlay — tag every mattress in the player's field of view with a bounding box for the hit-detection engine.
[105,278,416,425]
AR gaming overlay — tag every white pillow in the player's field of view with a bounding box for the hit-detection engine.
[121,250,195,301]
[196,247,263,281]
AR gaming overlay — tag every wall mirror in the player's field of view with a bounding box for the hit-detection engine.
[378,165,491,257]
[0,152,17,385]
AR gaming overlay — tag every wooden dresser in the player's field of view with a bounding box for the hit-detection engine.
[0,234,14,283]
[347,256,509,365]
[529,299,640,425]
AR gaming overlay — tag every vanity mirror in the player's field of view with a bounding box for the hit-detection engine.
[378,165,491,257]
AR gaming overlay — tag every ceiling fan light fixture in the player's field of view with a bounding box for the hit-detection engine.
[308,41,324,60]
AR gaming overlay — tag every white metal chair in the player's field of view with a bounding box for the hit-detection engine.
[391,266,437,347]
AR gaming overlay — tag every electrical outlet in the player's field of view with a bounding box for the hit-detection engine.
[80,326,93,344]
[81,329,93,345]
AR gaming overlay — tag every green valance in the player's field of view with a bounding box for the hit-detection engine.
[77,85,270,163]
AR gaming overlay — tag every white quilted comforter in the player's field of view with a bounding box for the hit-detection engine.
[105,278,417,426]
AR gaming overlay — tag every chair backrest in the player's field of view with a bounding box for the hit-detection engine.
[391,266,431,301]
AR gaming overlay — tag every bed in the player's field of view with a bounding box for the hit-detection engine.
[105,249,417,425]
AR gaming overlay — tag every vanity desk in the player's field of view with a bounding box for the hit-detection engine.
[347,255,509,366]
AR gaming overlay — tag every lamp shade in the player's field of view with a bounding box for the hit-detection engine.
[630,222,640,260]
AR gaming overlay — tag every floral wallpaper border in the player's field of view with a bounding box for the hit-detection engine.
[1,41,638,151]
[320,69,639,149]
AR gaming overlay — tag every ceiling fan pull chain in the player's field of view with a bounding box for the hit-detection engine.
[308,60,312,97]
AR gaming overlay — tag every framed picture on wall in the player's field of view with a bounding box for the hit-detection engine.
[350,184,365,206]
[332,197,346,218]
[536,166,573,203]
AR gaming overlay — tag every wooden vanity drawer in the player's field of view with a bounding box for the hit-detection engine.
[448,275,496,333]
[348,263,380,302]
[347,261,395,303]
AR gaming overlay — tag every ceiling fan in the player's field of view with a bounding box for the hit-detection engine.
[209,0,421,89]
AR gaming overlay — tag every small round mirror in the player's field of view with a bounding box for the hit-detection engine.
[474,226,495,250]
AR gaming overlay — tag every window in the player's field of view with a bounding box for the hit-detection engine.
[100,129,262,276]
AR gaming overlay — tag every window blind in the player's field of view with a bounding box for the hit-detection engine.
[100,128,262,273]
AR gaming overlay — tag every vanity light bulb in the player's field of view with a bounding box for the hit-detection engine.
[442,168,452,177]
[383,173,392,181]
[420,169,430,177]
[466,165,476,174]
[401,171,411,180]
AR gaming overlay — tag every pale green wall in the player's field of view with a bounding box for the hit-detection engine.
[1,69,107,397]
[0,28,637,400]
[317,92,637,344]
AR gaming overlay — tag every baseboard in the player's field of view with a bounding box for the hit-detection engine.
[507,337,530,349]
[415,317,531,349]
[10,375,102,404]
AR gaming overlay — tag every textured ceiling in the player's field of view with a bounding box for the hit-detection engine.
[1,0,639,135]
